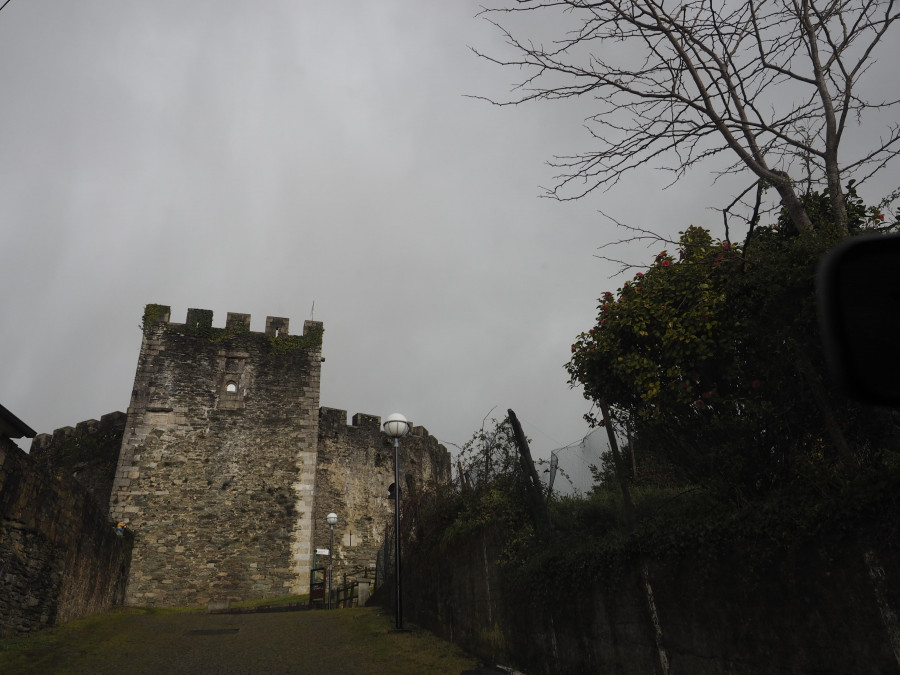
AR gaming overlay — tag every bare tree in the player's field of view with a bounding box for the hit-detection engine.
[473,0,900,235]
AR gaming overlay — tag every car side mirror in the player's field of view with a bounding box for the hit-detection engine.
[818,232,900,405]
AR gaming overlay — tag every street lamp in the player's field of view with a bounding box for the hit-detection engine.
[326,512,338,609]
[383,412,411,630]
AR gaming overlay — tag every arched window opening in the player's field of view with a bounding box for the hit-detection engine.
[226,381,237,394]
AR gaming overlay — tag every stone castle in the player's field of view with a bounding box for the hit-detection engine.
[27,304,450,608]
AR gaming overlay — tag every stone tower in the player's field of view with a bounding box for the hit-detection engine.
[109,305,323,606]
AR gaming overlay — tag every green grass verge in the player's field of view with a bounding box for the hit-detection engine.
[0,606,481,674]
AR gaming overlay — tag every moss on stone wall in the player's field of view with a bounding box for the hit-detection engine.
[158,318,321,352]
[141,304,169,332]
[185,308,214,338]
[268,324,323,353]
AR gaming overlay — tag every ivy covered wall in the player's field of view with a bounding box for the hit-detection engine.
[397,485,900,674]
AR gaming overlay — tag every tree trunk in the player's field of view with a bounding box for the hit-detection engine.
[825,163,849,236]
[599,401,634,518]
[773,173,814,235]
[507,409,551,539]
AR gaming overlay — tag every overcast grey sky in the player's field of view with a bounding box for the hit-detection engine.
[2,1,897,492]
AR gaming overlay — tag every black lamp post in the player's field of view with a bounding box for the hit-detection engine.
[383,412,411,629]
[326,512,337,609]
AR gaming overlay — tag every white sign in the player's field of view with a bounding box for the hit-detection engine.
[316,548,330,555]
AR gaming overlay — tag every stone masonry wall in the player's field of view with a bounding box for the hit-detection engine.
[0,441,132,637]
[109,306,322,607]
[30,412,127,509]
[314,408,451,587]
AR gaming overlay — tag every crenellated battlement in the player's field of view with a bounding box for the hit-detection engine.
[31,411,127,454]
[141,304,322,339]
[29,411,128,510]
[317,407,433,438]
[319,407,381,434]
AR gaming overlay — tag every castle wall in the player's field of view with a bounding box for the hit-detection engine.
[0,441,131,636]
[109,306,323,606]
[30,412,127,509]
[314,408,451,587]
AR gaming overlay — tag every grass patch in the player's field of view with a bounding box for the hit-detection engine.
[317,607,482,674]
[0,607,150,672]
[0,606,481,674]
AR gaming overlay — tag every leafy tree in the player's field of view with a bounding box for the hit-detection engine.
[567,187,900,500]
[475,0,900,235]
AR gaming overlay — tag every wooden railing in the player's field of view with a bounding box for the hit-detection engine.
[318,568,375,609]
[332,580,359,608]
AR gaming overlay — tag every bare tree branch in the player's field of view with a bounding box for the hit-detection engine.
[474,0,900,236]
